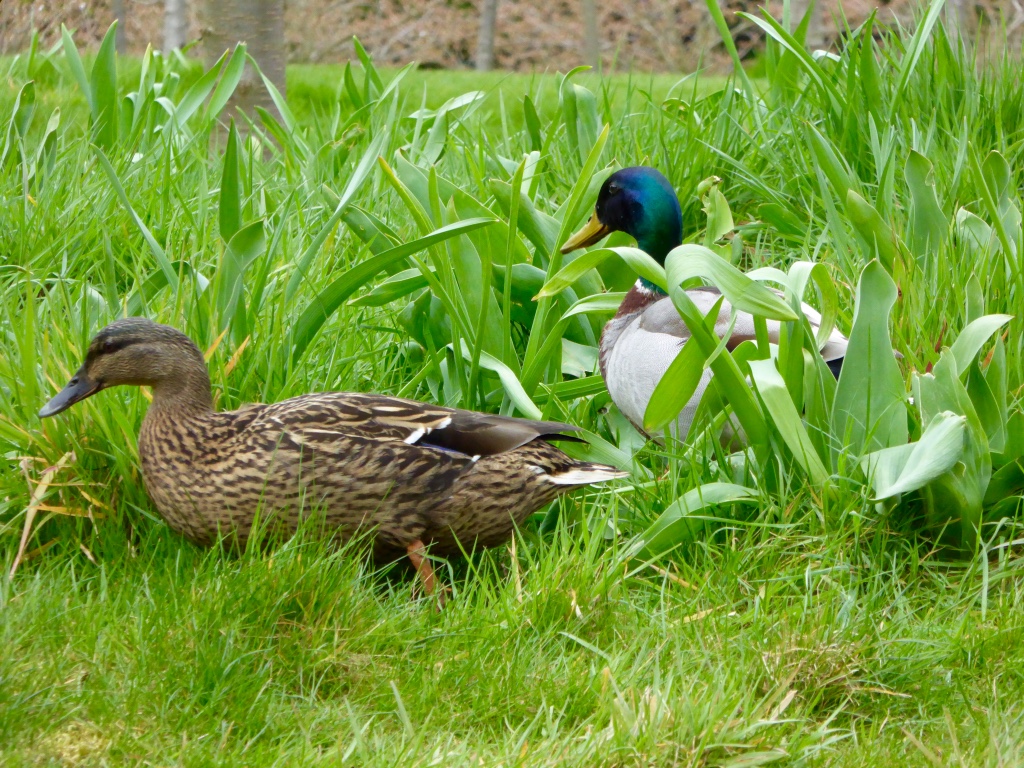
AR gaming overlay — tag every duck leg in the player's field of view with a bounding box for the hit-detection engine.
[406,539,448,608]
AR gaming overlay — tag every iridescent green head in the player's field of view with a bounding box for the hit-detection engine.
[561,167,683,271]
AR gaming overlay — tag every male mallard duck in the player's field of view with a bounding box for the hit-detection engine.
[561,166,849,440]
[39,318,626,595]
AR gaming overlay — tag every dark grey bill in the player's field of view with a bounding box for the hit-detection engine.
[38,369,99,418]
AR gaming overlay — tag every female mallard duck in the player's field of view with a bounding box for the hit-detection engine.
[39,318,626,595]
[561,166,849,440]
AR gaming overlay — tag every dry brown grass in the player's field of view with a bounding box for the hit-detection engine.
[33,721,110,767]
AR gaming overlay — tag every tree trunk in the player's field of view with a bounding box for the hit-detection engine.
[581,0,600,70]
[201,0,286,123]
[944,0,976,49]
[112,0,128,53]
[164,0,189,52]
[792,0,824,50]
[476,0,499,71]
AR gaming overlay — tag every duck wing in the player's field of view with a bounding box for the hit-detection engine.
[252,392,581,460]
[638,288,848,363]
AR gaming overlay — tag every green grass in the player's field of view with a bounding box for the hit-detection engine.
[2,6,1024,765]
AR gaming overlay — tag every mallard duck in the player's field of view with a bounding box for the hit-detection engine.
[39,318,626,596]
[561,166,848,440]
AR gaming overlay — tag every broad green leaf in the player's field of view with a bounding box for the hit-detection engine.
[216,221,266,332]
[832,260,907,454]
[421,110,448,165]
[860,411,966,499]
[846,189,899,273]
[522,123,609,389]
[949,314,1012,375]
[204,44,247,123]
[806,123,857,200]
[905,151,947,267]
[342,206,401,256]
[1,82,34,168]
[519,292,625,391]
[253,54,299,132]
[665,244,798,321]
[913,351,988,550]
[219,120,243,243]
[349,267,430,307]
[559,68,594,163]
[174,48,227,126]
[995,412,1024,466]
[966,363,1004,451]
[643,337,707,435]
[664,262,769,458]
[61,25,92,111]
[90,22,119,148]
[956,208,993,257]
[561,339,598,378]
[747,260,839,350]
[639,483,760,556]
[537,246,666,297]
[291,218,496,363]
[34,107,61,181]
[984,336,1008,453]
[971,149,1020,271]
[12,80,36,138]
[750,358,830,484]
[985,460,1024,508]
[701,181,734,247]
[643,295,722,433]
[559,292,625,319]
[456,342,541,419]
[533,375,608,404]
[524,95,542,151]
[965,274,985,323]
[490,180,559,253]
[758,202,806,237]
[494,262,548,306]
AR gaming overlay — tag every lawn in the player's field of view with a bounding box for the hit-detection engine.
[2,2,1024,765]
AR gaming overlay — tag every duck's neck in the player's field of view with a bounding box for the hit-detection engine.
[634,231,676,298]
[618,278,668,317]
[637,277,667,295]
[148,357,215,417]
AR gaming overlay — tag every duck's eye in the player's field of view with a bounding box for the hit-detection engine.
[102,339,116,353]
[607,183,621,196]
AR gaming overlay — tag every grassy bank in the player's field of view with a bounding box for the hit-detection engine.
[2,2,1023,764]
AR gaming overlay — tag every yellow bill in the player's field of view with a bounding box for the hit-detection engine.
[560,213,611,254]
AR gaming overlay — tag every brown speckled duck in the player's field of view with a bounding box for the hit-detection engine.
[39,318,626,596]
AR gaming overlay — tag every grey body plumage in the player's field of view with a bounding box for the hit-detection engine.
[562,167,849,440]
[600,282,848,438]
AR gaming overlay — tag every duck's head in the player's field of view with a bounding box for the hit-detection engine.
[561,166,683,264]
[39,318,210,418]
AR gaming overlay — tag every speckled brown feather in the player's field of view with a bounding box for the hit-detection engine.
[44,318,627,558]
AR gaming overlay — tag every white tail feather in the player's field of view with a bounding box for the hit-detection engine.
[544,466,629,486]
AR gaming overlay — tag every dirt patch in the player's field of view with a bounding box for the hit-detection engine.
[0,0,1016,71]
